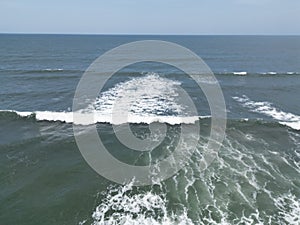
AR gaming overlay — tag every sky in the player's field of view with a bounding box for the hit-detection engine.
[0,0,299,35]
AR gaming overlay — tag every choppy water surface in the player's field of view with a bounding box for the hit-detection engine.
[0,35,299,224]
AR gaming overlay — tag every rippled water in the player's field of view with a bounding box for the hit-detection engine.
[0,34,299,224]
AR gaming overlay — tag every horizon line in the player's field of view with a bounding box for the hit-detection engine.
[1,32,300,36]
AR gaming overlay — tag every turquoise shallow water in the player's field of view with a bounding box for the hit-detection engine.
[0,35,300,224]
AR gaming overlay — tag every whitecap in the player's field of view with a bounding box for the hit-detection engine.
[43,68,64,72]
[233,95,300,130]
[233,72,247,76]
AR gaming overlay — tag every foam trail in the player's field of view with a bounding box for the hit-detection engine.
[1,73,206,125]
[90,73,185,116]
[274,193,300,225]
[91,182,194,225]
[233,95,300,130]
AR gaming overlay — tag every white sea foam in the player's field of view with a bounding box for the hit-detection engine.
[90,73,184,116]
[6,110,33,117]
[80,123,300,225]
[43,68,64,72]
[260,72,277,75]
[233,95,300,130]
[0,110,200,125]
[260,71,300,75]
[91,182,194,225]
[233,72,247,76]
[274,193,300,225]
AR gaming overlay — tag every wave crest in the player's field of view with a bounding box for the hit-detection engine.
[233,95,300,130]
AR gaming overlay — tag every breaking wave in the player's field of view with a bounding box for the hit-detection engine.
[233,95,300,130]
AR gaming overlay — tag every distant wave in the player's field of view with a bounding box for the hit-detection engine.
[261,72,277,75]
[215,71,300,76]
[233,95,300,130]
[0,68,84,74]
[233,72,247,76]
[43,68,64,72]
[1,68,299,76]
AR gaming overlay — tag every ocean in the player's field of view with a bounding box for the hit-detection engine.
[0,34,300,224]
